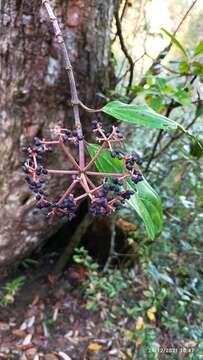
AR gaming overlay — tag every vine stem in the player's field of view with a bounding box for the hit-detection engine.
[42,0,85,168]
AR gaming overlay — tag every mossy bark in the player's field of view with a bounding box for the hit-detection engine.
[0,0,115,273]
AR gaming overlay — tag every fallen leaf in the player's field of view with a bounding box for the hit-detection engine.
[25,348,37,357]
[58,352,72,360]
[44,354,59,360]
[135,338,142,347]
[117,217,138,232]
[22,333,32,346]
[88,343,102,352]
[33,356,40,360]
[135,317,144,330]
[0,322,10,331]
[48,275,57,284]
[19,355,28,360]
[147,306,156,321]
[12,329,27,337]
[42,321,50,338]
[32,295,40,305]
[126,348,132,357]
[53,308,59,322]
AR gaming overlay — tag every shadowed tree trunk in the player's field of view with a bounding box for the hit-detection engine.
[0,0,115,272]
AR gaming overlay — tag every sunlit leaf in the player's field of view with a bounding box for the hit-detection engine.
[192,61,203,75]
[161,28,187,57]
[193,39,203,56]
[171,89,192,106]
[87,143,163,239]
[102,100,178,130]
[178,60,190,73]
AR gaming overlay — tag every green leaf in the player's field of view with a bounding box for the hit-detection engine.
[161,28,187,57]
[178,60,190,73]
[148,96,163,112]
[127,181,162,239]
[102,101,178,130]
[178,124,203,155]
[171,89,192,106]
[192,61,203,75]
[87,143,162,239]
[190,140,203,159]
[193,39,203,56]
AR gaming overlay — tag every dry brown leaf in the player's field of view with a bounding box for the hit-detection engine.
[135,338,142,347]
[25,348,37,357]
[117,217,138,232]
[0,322,10,331]
[87,343,102,352]
[44,354,59,360]
[47,275,57,284]
[32,295,40,305]
[12,329,27,337]
[58,351,72,360]
[19,355,28,360]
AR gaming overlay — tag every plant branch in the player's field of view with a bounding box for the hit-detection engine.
[59,140,80,170]
[150,114,200,160]
[145,101,175,171]
[78,100,102,113]
[115,0,134,94]
[47,169,79,175]
[84,141,108,171]
[42,0,85,168]
[87,171,130,177]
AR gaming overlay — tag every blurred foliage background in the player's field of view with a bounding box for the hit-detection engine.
[91,0,203,357]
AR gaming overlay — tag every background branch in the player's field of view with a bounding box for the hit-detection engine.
[130,0,198,94]
[115,0,134,94]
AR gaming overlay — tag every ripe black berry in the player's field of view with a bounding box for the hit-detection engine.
[110,151,117,158]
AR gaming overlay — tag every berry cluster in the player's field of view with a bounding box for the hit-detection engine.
[25,0,144,222]
[22,120,143,220]
[90,178,135,216]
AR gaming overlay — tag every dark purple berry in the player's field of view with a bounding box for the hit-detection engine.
[91,120,98,129]
[102,183,110,191]
[110,151,117,158]
[21,147,28,153]
[126,163,133,171]
[34,137,41,146]
[77,135,84,141]
[63,135,69,142]
[42,168,48,175]
[132,173,143,184]
[72,130,78,137]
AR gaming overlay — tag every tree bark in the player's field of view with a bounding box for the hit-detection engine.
[0,0,115,272]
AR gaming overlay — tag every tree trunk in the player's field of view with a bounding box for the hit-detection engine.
[0,0,115,272]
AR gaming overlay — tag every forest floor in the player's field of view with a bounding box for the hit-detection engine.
[0,250,198,360]
[0,253,136,360]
